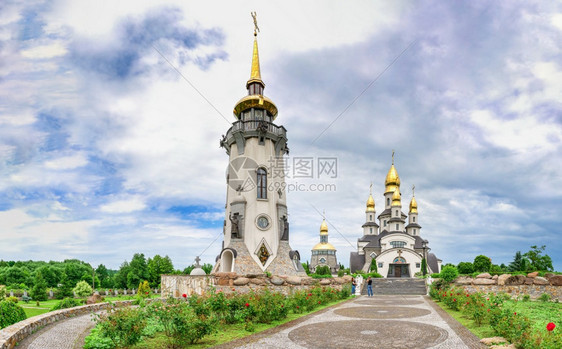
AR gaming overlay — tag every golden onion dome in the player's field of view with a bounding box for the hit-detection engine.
[312,242,337,251]
[366,194,375,212]
[409,196,418,214]
[320,219,328,234]
[391,187,402,206]
[385,164,400,193]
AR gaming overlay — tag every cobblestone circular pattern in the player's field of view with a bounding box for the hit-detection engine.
[356,299,424,306]
[334,306,431,319]
[288,320,448,348]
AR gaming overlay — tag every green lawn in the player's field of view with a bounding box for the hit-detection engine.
[131,298,349,349]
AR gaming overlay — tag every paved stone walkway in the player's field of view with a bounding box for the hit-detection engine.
[218,295,486,348]
[16,313,96,349]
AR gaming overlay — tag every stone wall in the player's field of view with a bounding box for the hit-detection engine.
[161,273,352,297]
[453,272,562,300]
[0,299,147,349]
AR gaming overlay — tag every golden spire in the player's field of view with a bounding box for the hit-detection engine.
[320,218,328,235]
[391,187,401,206]
[247,12,264,88]
[409,185,418,213]
[385,153,400,193]
[366,183,375,212]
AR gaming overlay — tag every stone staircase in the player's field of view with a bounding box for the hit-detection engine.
[362,278,427,295]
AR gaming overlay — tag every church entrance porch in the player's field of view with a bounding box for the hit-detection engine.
[387,264,410,278]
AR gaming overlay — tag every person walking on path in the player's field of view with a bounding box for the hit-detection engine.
[351,277,356,295]
[367,276,373,297]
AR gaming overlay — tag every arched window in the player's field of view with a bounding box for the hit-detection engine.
[257,168,267,199]
[413,216,416,222]
[370,214,372,220]
[393,257,407,264]
[390,241,407,248]
[395,210,398,217]
[396,223,399,230]
[387,198,390,206]
[370,227,373,234]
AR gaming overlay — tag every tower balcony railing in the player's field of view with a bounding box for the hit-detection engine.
[226,120,287,140]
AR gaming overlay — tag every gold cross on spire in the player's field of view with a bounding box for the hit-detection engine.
[369,182,373,194]
[392,149,395,164]
[251,11,260,36]
[412,184,415,196]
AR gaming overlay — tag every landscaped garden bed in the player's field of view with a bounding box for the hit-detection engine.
[84,285,351,349]
[430,282,561,348]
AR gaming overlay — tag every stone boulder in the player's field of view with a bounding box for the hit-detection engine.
[523,277,534,285]
[270,277,285,286]
[477,273,492,279]
[319,279,332,285]
[233,277,249,286]
[342,275,353,282]
[505,275,526,285]
[544,273,555,279]
[287,276,302,285]
[301,277,316,285]
[473,278,496,285]
[455,277,473,285]
[245,273,262,279]
[86,294,104,304]
[497,274,511,286]
[480,337,508,346]
[533,277,549,285]
[214,272,237,279]
[492,275,498,280]
[249,278,266,285]
[548,275,562,286]
[527,272,539,278]
[333,277,346,284]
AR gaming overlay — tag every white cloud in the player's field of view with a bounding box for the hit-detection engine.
[20,42,68,58]
[100,197,147,213]
[44,153,88,170]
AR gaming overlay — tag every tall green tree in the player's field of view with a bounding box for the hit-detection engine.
[95,264,113,288]
[147,255,174,287]
[473,255,491,272]
[31,271,48,301]
[457,262,474,274]
[201,263,213,275]
[523,245,553,271]
[114,261,130,289]
[508,251,523,272]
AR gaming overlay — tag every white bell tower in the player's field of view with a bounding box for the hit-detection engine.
[215,14,305,276]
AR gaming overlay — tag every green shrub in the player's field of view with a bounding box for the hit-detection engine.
[473,255,492,272]
[457,262,474,274]
[440,265,459,283]
[337,269,344,277]
[51,297,82,311]
[431,273,440,278]
[538,293,551,302]
[83,325,115,349]
[0,285,6,301]
[0,300,26,329]
[522,294,530,302]
[96,307,146,347]
[489,306,532,346]
[137,280,151,298]
[314,266,331,276]
[73,281,93,298]
[6,296,18,303]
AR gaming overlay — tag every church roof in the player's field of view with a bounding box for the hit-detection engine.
[312,242,336,251]
[350,252,365,273]
[362,222,379,228]
[405,223,422,229]
[428,253,440,274]
[388,217,405,223]
[377,208,407,220]
[360,231,427,249]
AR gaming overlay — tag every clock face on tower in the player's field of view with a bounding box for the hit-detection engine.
[256,215,270,230]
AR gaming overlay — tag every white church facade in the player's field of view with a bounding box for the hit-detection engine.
[350,157,441,277]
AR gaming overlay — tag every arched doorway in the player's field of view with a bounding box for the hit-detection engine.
[221,250,234,272]
[387,255,410,278]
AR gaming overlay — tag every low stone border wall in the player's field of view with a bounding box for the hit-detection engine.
[0,299,154,349]
[453,272,562,300]
[161,273,352,297]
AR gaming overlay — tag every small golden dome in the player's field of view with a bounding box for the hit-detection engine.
[312,242,336,251]
[320,219,328,234]
[409,196,418,214]
[385,164,400,193]
[366,194,375,212]
[391,187,401,206]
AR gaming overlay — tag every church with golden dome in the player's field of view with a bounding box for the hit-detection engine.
[310,218,339,274]
[350,154,441,277]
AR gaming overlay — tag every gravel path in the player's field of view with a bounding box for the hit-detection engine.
[16,313,96,349]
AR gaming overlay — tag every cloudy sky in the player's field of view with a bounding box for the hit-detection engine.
[1,0,561,272]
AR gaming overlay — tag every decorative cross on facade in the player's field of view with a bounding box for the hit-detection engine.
[194,256,201,268]
[397,249,402,261]
[251,11,260,36]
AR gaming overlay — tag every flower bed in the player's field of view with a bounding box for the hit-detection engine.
[430,283,562,348]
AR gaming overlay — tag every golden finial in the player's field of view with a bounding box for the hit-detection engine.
[251,12,260,36]
[322,209,325,219]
